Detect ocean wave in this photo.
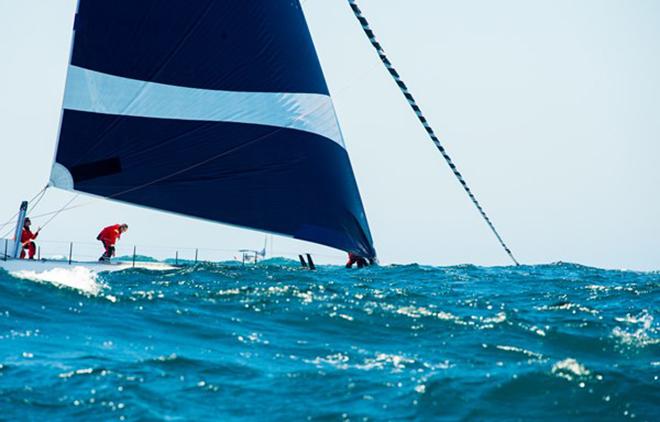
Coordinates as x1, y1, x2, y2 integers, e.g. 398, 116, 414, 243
0, 262, 658, 420
10, 266, 105, 296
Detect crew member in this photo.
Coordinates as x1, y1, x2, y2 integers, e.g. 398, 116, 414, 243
20, 218, 40, 260
97, 223, 128, 262
346, 252, 369, 269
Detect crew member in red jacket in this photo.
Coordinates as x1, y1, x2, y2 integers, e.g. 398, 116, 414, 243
346, 252, 369, 269
97, 223, 128, 262
20, 218, 40, 259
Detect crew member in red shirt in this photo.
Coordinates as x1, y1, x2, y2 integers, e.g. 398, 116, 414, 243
97, 223, 128, 262
346, 252, 369, 269
20, 218, 40, 260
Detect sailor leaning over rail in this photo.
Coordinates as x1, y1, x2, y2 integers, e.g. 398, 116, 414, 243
97, 223, 128, 262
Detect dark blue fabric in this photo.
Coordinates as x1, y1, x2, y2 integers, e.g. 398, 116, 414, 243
59, 0, 376, 258
72, 0, 329, 94
56, 110, 376, 258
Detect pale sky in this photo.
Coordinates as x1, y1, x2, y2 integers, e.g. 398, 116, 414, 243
0, 0, 658, 269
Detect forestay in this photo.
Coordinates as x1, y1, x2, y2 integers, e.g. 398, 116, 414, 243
50, 0, 376, 259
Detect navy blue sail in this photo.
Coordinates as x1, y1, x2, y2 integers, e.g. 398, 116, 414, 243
50, 0, 376, 259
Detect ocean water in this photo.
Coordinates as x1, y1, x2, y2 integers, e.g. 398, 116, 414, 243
0, 261, 658, 421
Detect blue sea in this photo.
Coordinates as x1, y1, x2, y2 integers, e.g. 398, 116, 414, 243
0, 261, 658, 420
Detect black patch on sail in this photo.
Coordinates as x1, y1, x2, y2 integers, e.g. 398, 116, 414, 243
70, 157, 122, 182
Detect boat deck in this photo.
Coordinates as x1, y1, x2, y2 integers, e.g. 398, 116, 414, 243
0, 258, 177, 274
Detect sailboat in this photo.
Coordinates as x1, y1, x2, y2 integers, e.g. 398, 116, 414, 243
0, 1, 377, 274
2, 1, 519, 276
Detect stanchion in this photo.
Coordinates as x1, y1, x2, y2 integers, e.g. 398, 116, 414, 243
306, 253, 316, 270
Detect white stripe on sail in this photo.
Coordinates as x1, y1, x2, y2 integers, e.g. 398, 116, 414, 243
62, 65, 345, 147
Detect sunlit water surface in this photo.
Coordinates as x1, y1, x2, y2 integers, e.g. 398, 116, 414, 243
0, 261, 658, 420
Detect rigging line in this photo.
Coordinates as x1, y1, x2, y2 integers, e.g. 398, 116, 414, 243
347, 0, 520, 266
0, 185, 50, 235
0, 226, 17, 241
37, 194, 80, 231
0, 213, 19, 236
26, 185, 49, 218
27, 201, 89, 221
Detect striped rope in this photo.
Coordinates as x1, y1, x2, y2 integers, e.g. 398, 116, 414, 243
347, 0, 519, 265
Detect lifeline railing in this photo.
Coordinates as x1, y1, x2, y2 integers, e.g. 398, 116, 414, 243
1, 238, 342, 267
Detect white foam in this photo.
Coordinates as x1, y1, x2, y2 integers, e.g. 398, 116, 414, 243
612, 310, 658, 347
496, 345, 544, 359
353, 353, 418, 372
396, 305, 465, 325
537, 302, 598, 315
305, 353, 350, 370
12, 266, 105, 296
59, 367, 94, 379
552, 358, 590, 381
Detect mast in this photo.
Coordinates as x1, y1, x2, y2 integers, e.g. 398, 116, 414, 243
12, 201, 28, 259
